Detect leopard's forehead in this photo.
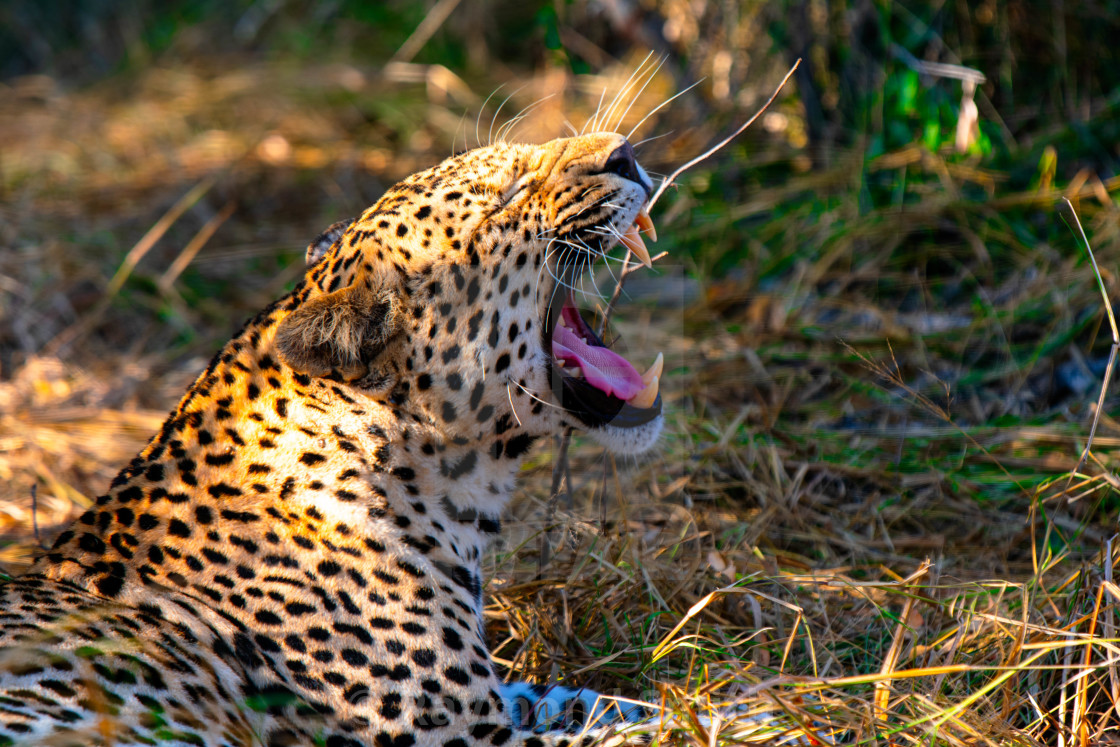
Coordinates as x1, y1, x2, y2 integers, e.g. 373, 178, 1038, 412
303, 133, 632, 285
407, 133, 624, 189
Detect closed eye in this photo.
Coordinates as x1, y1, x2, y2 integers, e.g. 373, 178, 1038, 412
500, 173, 536, 207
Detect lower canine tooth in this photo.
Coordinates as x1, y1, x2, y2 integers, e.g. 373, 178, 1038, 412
628, 375, 659, 409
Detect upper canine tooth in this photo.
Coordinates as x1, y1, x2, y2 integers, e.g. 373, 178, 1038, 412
635, 209, 657, 242
641, 352, 664, 386
620, 225, 653, 268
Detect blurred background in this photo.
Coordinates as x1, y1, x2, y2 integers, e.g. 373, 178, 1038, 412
3, 1, 1120, 742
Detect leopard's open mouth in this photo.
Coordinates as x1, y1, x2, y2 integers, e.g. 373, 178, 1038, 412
544, 208, 662, 429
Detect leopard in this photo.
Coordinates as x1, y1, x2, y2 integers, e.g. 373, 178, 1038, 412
0, 132, 666, 747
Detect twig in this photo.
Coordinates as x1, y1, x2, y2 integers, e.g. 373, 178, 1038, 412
646, 59, 801, 212
388, 0, 462, 65
1060, 197, 1118, 488
539, 430, 574, 574
889, 43, 985, 85
842, 339, 1034, 501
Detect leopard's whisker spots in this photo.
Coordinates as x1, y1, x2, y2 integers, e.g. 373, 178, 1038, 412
564, 188, 612, 215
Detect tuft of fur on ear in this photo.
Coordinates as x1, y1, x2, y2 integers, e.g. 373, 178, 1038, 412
274, 283, 399, 378
305, 218, 355, 266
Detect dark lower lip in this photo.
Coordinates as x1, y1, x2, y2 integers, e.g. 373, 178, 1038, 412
551, 369, 662, 427
543, 287, 662, 428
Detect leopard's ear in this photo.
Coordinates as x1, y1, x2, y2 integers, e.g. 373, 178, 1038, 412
306, 218, 355, 266
274, 280, 400, 378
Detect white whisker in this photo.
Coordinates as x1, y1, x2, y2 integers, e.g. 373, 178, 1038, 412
626, 79, 703, 140
477, 84, 506, 149
613, 55, 666, 133
599, 52, 655, 134
538, 242, 584, 301
489, 85, 526, 146
584, 82, 609, 134
632, 131, 673, 150
580, 236, 621, 289
586, 228, 642, 273
498, 93, 557, 143
452, 108, 470, 157
506, 383, 523, 427
513, 380, 564, 412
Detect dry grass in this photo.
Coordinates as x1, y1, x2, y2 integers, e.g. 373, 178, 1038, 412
2, 51, 1120, 746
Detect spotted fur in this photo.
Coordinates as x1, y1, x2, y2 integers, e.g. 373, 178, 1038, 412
0, 133, 662, 746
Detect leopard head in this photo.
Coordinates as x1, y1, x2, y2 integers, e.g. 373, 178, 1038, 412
274, 132, 663, 455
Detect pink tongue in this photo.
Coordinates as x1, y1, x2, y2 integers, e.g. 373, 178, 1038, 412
552, 323, 643, 400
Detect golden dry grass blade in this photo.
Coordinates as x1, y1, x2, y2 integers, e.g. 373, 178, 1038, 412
157, 198, 237, 292
1060, 196, 1119, 486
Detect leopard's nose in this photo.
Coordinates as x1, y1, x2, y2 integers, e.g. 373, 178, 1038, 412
601, 142, 652, 197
